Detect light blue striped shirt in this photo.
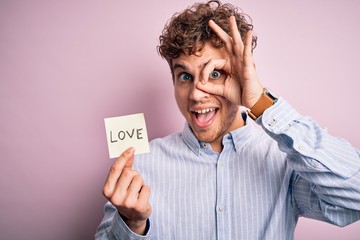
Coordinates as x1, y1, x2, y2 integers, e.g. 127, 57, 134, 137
96, 98, 360, 239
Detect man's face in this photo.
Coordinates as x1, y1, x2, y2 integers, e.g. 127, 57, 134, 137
172, 43, 244, 150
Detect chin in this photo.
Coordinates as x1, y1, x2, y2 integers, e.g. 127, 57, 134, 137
192, 127, 221, 143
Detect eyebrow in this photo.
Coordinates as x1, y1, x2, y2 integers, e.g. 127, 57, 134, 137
172, 61, 208, 71
172, 63, 187, 71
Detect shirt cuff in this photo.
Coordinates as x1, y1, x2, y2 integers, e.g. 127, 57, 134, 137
111, 211, 151, 240
256, 97, 301, 134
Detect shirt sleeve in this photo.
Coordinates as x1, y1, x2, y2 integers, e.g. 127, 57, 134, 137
258, 97, 360, 226
95, 201, 151, 240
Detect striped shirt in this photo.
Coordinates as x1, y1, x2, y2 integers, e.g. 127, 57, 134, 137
95, 98, 360, 240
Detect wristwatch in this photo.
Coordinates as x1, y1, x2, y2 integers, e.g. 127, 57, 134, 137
248, 88, 278, 120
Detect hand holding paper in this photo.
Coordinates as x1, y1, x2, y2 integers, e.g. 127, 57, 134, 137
102, 147, 151, 235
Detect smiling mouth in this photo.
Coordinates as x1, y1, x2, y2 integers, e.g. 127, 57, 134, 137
191, 107, 218, 126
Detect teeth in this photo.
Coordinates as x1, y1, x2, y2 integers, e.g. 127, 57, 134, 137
194, 108, 215, 114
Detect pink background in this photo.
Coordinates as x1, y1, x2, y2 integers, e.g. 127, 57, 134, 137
1, 0, 359, 239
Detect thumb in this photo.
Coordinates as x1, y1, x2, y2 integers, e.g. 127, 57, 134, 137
123, 147, 135, 169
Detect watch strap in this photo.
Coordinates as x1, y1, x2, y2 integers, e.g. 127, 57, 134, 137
248, 89, 277, 120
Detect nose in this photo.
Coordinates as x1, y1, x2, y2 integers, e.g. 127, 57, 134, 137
189, 80, 210, 101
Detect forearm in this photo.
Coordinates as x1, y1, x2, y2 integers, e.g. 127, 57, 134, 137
258, 98, 360, 215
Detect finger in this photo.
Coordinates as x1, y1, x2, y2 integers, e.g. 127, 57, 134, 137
127, 174, 144, 199
122, 185, 151, 220
196, 80, 224, 97
102, 147, 135, 198
137, 185, 151, 214
208, 19, 233, 53
124, 148, 135, 169
110, 169, 139, 205
243, 30, 254, 62
229, 16, 244, 55
200, 58, 227, 84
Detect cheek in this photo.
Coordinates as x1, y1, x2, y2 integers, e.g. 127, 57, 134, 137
174, 87, 188, 112
219, 98, 238, 117
226, 102, 239, 114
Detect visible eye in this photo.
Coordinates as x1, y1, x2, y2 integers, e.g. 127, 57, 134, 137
179, 72, 192, 82
209, 70, 221, 80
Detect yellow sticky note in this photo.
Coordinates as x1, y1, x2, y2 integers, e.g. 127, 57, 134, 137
104, 113, 150, 158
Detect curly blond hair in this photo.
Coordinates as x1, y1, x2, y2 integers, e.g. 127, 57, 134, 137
157, 0, 257, 67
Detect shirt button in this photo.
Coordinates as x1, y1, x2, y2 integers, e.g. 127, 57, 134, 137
219, 162, 224, 168
219, 205, 225, 213
298, 144, 305, 151
268, 118, 276, 127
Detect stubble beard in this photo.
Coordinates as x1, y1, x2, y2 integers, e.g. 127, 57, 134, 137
192, 108, 238, 144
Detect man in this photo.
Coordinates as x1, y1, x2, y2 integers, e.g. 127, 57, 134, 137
95, 1, 360, 239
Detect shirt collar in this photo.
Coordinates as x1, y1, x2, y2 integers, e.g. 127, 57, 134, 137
227, 121, 254, 152
182, 122, 201, 155
182, 112, 255, 155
